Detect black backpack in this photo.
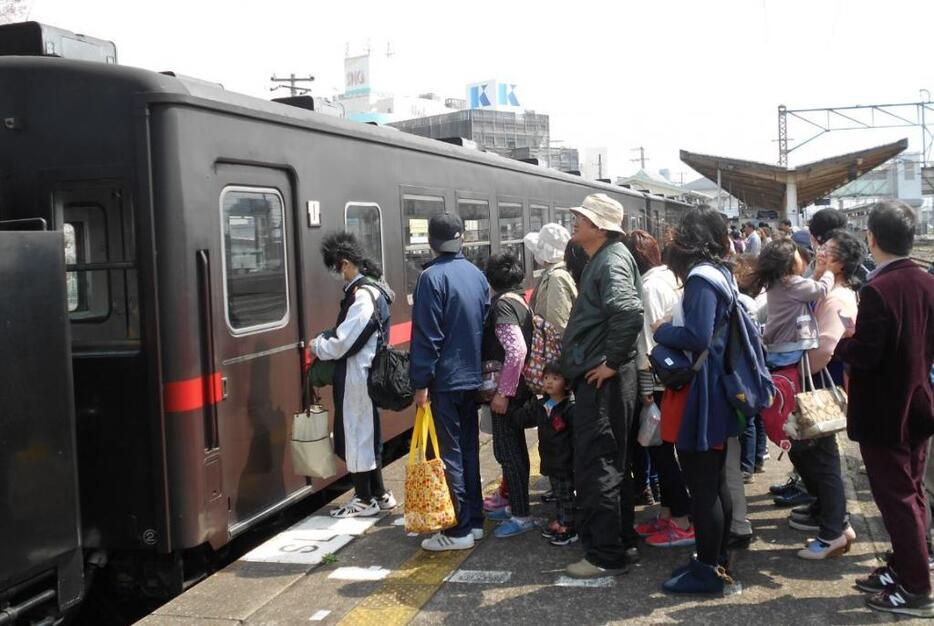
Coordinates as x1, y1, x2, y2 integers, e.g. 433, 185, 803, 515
360, 285, 414, 411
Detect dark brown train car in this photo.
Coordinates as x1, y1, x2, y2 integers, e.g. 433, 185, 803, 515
0, 43, 690, 597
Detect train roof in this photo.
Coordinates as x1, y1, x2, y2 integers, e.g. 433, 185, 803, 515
0, 55, 689, 207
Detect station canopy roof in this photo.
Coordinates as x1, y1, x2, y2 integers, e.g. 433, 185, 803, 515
680, 138, 908, 212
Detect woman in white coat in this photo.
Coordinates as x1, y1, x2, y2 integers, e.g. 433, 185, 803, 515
313, 232, 397, 518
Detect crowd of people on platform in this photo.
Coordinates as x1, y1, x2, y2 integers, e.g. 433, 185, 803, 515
309, 195, 934, 618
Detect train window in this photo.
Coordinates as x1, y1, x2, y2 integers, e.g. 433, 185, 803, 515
63, 203, 110, 320
221, 188, 289, 334
555, 207, 573, 233
345, 203, 383, 269
402, 193, 444, 299
530, 203, 549, 233
498, 201, 525, 272
456, 198, 491, 270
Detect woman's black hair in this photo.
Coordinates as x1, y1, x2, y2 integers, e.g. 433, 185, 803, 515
320, 231, 382, 279
665, 206, 732, 282
825, 228, 866, 287
485, 252, 524, 292
564, 241, 589, 285
808, 208, 847, 245
749, 238, 799, 293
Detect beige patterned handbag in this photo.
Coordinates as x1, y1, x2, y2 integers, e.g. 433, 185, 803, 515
790, 353, 848, 440
404, 404, 458, 534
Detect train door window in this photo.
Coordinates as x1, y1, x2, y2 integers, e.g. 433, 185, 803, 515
456, 198, 491, 270
530, 203, 549, 233
345, 202, 383, 269
498, 200, 525, 272
62, 204, 110, 320
220, 187, 289, 334
555, 207, 573, 233
402, 193, 444, 299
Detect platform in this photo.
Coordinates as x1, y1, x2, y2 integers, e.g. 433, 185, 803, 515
138, 428, 902, 626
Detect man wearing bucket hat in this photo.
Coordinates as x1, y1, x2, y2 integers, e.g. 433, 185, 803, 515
410, 212, 491, 552
524, 223, 577, 331
560, 193, 645, 578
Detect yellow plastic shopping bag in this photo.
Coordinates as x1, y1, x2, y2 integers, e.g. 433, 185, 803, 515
404, 403, 457, 534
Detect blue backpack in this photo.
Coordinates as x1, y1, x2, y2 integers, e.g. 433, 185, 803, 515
689, 265, 775, 417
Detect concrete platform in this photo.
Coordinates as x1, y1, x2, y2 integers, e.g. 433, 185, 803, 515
138, 428, 911, 625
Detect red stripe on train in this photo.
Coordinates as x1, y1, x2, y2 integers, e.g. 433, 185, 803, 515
164, 372, 223, 413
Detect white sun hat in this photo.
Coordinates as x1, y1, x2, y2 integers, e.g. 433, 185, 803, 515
523, 223, 571, 265
569, 193, 624, 233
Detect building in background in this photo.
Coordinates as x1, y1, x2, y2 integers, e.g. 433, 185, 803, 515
616, 169, 716, 210
338, 47, 460, 123
581, 147, 609, 180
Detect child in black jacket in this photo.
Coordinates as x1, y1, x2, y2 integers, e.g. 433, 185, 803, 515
514, 362, 576, 545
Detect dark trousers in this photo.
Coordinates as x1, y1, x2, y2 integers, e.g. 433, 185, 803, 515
861, 439, 931, 594
739, 414, 768, 473
632, 440, 657, 490
550, 475, 575, 527
431, 389, 484, 538
679, 448, 732, 566
351, 455, 386, 501
648, 442, 692, 518
788, 436, 847, 541
573, 361, 638, 569
491, 408, 531, 517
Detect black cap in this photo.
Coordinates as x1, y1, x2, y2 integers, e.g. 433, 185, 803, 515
428, 213, 464, 254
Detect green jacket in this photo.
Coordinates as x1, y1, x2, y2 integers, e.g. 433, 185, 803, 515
561, 240, 644, 380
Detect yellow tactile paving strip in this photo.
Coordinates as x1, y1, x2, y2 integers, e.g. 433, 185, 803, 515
338, 441, 542, 625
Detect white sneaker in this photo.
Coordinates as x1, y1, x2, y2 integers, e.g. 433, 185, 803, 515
421, 532, 475, 552
330, 497, 379, 518
377, 491, 397, 511
471, 528, 485, 541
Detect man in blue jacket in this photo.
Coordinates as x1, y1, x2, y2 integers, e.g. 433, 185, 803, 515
410, 213, 490, 551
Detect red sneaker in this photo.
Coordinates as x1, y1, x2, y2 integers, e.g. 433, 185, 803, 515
634, 516, 670, 538
646, 524, 696, 548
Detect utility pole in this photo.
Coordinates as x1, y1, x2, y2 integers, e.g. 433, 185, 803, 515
630, 146, 648, 170
269, 74, 315, 97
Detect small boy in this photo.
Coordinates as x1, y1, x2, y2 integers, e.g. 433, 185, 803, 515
514, 362, 576, 545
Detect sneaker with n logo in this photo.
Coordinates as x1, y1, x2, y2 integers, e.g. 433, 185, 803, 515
855, 566, 898, 593
865, 583, 934, 618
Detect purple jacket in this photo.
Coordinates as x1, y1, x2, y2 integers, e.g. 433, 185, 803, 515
835, 259, 934, 445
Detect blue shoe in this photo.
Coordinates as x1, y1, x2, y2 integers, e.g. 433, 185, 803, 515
773, 489, 816, 508
663, 557, 735, 595
493, 517, 536, 538
486, 507, 511, 522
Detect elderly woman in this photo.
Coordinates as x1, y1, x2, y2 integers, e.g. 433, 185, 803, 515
482, 253, 535, 538
625, 230, 694, 549
524, 223, 577, 331
791, 228, 862, 559
313, 232, 396, 518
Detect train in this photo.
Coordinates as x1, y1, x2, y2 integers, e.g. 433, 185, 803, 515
0, 21, 691, 624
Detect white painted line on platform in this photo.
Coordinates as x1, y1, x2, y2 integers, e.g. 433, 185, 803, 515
392, 516, 406, 526
327, 566, 392, 581
309, 609, 332, 621
554, 575, 616, 588
446, 569, 513, 584
290, 515, 381, 536
240, 530, 353, 565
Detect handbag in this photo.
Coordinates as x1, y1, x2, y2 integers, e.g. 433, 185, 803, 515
308, 356, 335, 388
290, 386, 338, 479
787, 353, 848, 440
477, 360, 502, 404
404, 403, 458, 534
649, 344, 708, 390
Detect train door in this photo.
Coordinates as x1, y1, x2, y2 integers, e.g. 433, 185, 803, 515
210, 165, 305, 534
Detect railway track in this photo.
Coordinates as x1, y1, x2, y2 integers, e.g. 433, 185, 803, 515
913, 239, 934, 266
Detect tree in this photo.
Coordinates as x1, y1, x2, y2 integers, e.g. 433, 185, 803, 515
0, 0, 28, 25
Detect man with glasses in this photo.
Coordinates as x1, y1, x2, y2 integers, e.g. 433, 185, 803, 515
561, 193, 644, 578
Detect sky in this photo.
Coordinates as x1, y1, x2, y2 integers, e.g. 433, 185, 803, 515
21, 0, 934, 182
